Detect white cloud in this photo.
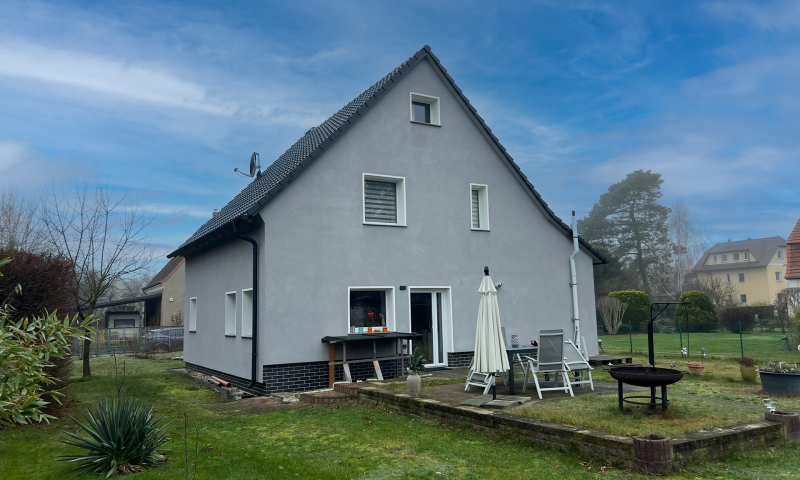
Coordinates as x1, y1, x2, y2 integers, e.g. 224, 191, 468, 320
0, 140, 95, 188
703, 1, 800, 32
0, 42, 233, 115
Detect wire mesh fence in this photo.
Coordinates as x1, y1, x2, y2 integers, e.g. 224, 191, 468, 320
599, 316, 800, 363
72, 326, 184, 356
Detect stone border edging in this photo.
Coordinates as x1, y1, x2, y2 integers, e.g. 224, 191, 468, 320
357, 386, 788, 469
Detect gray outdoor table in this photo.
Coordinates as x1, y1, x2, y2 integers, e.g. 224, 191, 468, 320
506, 346, 538, 395
321, 332, 422, 386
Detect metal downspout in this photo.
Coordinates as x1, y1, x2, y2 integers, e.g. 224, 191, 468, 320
234, 220, 259, 388
569, 211, 581, 351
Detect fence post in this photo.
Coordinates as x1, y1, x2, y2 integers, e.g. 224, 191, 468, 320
739, 319, 744, 358
629, 319, 633, 354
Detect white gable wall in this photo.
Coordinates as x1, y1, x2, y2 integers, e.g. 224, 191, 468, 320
251, 57, 598, 367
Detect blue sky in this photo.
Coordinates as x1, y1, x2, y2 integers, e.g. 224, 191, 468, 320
1, 0, 798, 269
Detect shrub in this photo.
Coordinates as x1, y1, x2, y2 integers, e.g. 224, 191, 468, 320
608, 290, 650, 331
1, 257, 93, 427
60, 398, 170, 477
720, 308, 756, 333
0, 250, 75, 322
677, 291, 718, 333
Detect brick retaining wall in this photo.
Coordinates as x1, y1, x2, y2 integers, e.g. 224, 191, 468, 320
357, 386, 789, 468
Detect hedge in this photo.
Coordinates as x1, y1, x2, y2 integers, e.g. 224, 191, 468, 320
608, 290, 650, 332
720, 307, 756, 333
677, 291, 718, 333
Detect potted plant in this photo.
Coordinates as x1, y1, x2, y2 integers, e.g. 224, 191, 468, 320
737, 356, 758, 382
759, 361, 800, 395
407, 347, 426, 396
687, 361, 705, 375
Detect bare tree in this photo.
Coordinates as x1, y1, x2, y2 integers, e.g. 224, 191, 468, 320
667, 199, 712, 295
695, 276, 739, 310
776, 288, 800, 336
38, 182, 155, 377
0, 187, 44, 252
595, 296, 628, 334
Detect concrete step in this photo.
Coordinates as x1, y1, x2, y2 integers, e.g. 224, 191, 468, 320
334, 382, 374, 397
299, 390, 350, 405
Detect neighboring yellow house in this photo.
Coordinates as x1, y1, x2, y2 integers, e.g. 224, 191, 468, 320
692, 236, 789, 305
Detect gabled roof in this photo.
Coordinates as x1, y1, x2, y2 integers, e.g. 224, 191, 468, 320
143, 256, 184, 291
168, 46, 604, 264
692, 236, 787, 272
787, 219, 800, 279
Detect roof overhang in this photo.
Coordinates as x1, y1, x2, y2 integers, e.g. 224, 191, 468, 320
81, 293, 162, 310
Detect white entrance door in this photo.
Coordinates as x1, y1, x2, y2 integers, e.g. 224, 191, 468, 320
410, 290, 449, 367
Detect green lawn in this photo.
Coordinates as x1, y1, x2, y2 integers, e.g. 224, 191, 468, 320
599, 332, 800, 361
1, 355, 799, 479
511, 394, 760, 436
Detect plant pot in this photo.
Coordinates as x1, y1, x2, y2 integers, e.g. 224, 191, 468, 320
740, 365, 758, 382
407, 374, 421, 397
687, 363, 705, 376
759, 371, 800, 395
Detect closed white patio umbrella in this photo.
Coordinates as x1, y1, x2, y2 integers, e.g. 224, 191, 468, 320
473, 266, 510, 398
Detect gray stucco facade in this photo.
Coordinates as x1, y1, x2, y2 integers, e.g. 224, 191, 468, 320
181, 53, 601, 394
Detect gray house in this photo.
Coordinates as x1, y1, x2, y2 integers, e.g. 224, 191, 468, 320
169, 46, 604, 395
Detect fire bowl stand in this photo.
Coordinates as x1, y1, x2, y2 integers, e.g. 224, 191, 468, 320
618, 382, 669, 412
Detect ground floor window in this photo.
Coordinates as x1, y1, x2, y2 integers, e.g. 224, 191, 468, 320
349, 288, 393, 333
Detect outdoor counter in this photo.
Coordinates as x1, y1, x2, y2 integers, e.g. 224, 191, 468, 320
321, 332, 422, 386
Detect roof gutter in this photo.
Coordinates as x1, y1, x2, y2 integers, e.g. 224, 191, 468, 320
233, 220, 259, 389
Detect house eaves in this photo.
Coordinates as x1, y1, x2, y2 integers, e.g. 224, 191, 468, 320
168, 45, 605, 264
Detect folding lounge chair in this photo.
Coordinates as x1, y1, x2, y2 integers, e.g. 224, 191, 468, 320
563, 339, 594, 391
464, 358, 495, 394
522, 329, 573, 399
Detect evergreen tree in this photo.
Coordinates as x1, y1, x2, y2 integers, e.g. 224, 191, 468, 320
579, 170, 672, 297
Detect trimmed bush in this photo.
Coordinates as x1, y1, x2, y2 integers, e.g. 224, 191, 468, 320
720, 308, 756, 333
60, 398, 170, 477
677, 291, 718, 333
608, 290, 650, 332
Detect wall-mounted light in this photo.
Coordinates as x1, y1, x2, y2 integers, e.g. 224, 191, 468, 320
495, 282, 503, 289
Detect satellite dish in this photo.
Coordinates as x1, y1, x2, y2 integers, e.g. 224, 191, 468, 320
235, 152, 261, 178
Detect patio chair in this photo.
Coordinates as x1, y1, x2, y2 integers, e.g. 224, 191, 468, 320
464, 360, 495, 395
563, 339, 594, 391
521, 329, 573, 399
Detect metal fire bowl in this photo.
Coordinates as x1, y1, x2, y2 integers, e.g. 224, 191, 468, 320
609, 366, 686, 388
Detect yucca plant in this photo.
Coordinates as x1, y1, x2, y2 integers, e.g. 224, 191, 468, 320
59, 398, 170, 477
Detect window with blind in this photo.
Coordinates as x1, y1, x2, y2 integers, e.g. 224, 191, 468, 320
470, 184, 489, 230
363, 174, 406, 226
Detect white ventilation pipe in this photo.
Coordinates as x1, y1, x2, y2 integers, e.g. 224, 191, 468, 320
569, 211, 581, 351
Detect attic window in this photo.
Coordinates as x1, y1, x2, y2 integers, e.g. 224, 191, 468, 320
778, 251, 784, 259
733, 253, 740, 261
410, 93, 440, 126
744, 252, 749, 260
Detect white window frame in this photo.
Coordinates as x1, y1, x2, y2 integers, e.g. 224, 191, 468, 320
409, 92, 441, 126
406, 287, 454, 367
726, 274, 731, 284
189, 297, 197, 332
744, 252, 749, 260
721, 254, 728, 263
713, 255, 718, 264
778, 251, 784, 259
241, 288, 253, 338
733, 253, 740, 261
347, 286, 395, 334
738, 273, 745, 283
740, 294, 747, 304
362, 173, 406, 227
225, 291, 237, 336
776, 271, 782, 282
469, 184, 490, 231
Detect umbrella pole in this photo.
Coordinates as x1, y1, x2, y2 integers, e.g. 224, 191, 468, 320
492, 380, 497, 400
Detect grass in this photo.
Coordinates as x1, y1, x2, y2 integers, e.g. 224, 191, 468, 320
599, 331, 800, 361
511, 394, 760, 436
0, 354, 799, 479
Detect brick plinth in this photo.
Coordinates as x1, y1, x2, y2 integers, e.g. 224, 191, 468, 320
300, 391, 349, 405
766, 411, 800, 440
633, 434, 672, 474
